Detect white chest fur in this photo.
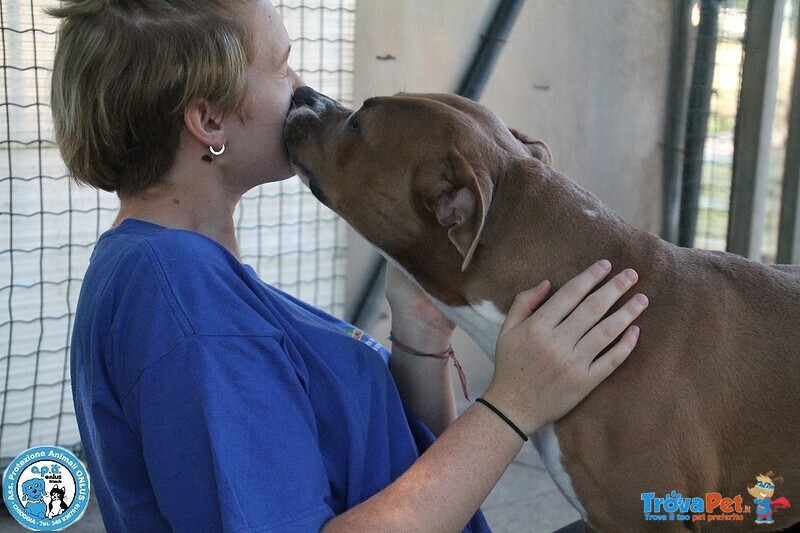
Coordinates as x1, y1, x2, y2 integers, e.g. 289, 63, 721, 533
429, 297, 505, 360
531, 425, 588, 519
380, 255, 507, 358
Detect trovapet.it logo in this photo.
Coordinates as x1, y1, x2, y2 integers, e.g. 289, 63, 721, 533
641, 490, 750, 524
642, 472, 792, 525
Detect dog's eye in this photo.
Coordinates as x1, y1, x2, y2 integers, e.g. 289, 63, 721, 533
347, 113, 360, 132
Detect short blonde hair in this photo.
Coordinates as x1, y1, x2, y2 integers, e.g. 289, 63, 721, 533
48, 0, 256, 197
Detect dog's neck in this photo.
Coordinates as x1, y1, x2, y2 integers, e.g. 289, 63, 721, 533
400, 158, 668, 315
479, 159, 666, 308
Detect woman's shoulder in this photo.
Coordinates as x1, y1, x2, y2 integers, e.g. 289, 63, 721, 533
96, 218, 231, 265
88, 219, 279, 336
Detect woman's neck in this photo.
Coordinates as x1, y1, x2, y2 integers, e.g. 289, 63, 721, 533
114, 173, 243, 259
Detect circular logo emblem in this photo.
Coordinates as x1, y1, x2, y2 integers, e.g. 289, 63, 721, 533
3, 446, 90, 531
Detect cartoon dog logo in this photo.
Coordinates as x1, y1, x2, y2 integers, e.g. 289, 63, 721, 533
20, 478, 48, 519
747, 472, 791, 524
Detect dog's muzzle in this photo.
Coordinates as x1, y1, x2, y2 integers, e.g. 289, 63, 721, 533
292, 86, 333, 110
288, 86, 347, 121
284, 86, 349, 205
284, 86, 343, 150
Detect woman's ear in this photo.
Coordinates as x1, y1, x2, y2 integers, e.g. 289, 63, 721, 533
184, 98, 225, 151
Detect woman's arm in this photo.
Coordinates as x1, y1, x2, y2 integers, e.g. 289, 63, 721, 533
385, 264, 458, 436
324, 260, 648, 532
325, 400, 524, 532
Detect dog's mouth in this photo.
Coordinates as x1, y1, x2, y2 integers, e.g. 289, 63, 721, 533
291, 161, 328, 205
285, 86, 347, 206
286, 100, 321, 127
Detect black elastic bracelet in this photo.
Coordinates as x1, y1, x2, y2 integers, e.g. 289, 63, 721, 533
475, 397, 529, 442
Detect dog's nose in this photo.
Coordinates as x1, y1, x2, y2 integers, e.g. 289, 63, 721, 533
292, 86, 321, 108
291, 86, 347, 113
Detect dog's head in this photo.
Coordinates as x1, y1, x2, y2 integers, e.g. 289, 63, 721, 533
284, 88, 551, 273
22, 478, 45, 502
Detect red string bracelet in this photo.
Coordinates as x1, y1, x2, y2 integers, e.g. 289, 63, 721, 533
388, 332, 470, 401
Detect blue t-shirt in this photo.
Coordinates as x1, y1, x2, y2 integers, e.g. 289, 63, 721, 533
71, 219, 489, 532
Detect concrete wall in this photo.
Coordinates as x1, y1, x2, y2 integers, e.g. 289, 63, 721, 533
346, 0, 673, 318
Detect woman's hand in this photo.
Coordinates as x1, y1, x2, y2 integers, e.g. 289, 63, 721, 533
484, 259, 648, 436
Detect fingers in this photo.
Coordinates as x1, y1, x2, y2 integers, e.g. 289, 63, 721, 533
586, 324, 641, 383
557, 268, 641, 341
490, 261, 648, 432
575, 292, 648, 358
536, 260, 613, 328
499, 280, 551, 336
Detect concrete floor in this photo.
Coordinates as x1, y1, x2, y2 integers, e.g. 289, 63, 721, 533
483, 443, 581, 532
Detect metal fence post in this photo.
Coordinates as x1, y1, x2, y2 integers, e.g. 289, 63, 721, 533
678, 0, 720, 248
776, 8, 800, 264
662, 0, 698, 244
726, 0, 785, 259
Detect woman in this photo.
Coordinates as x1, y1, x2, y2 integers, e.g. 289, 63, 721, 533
49, 1, 648, 531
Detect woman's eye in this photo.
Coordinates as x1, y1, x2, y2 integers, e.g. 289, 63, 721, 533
347, 113, 360, 132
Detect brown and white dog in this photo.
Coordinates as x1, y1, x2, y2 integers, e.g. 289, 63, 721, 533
284, 87, 800, 531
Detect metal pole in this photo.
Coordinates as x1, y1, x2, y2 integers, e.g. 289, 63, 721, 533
456, 0, 526, 101
776, 5, 800, 264
726, 0, 785, 259
662, 0, 698, 243
678, 0, 720, 248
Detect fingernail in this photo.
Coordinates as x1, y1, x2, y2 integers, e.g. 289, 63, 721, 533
630, 325, 640, 338
635, 294, 648, 307
624, 269, 638, 282
597, 259, 611, 272
533, 280, 549, 292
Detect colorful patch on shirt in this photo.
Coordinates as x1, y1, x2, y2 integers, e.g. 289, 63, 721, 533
343, 326, 388, 358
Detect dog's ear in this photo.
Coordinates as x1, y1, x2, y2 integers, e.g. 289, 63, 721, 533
416, 151, 493, 271
509, 127, 552, 166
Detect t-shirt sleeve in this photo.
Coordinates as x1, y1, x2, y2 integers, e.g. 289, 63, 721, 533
126, 333, 336, 532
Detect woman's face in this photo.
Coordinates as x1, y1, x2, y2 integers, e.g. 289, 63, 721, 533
222, 0, 304, 192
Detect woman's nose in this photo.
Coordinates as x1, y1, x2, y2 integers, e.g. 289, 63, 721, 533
288, 67, 305, 91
